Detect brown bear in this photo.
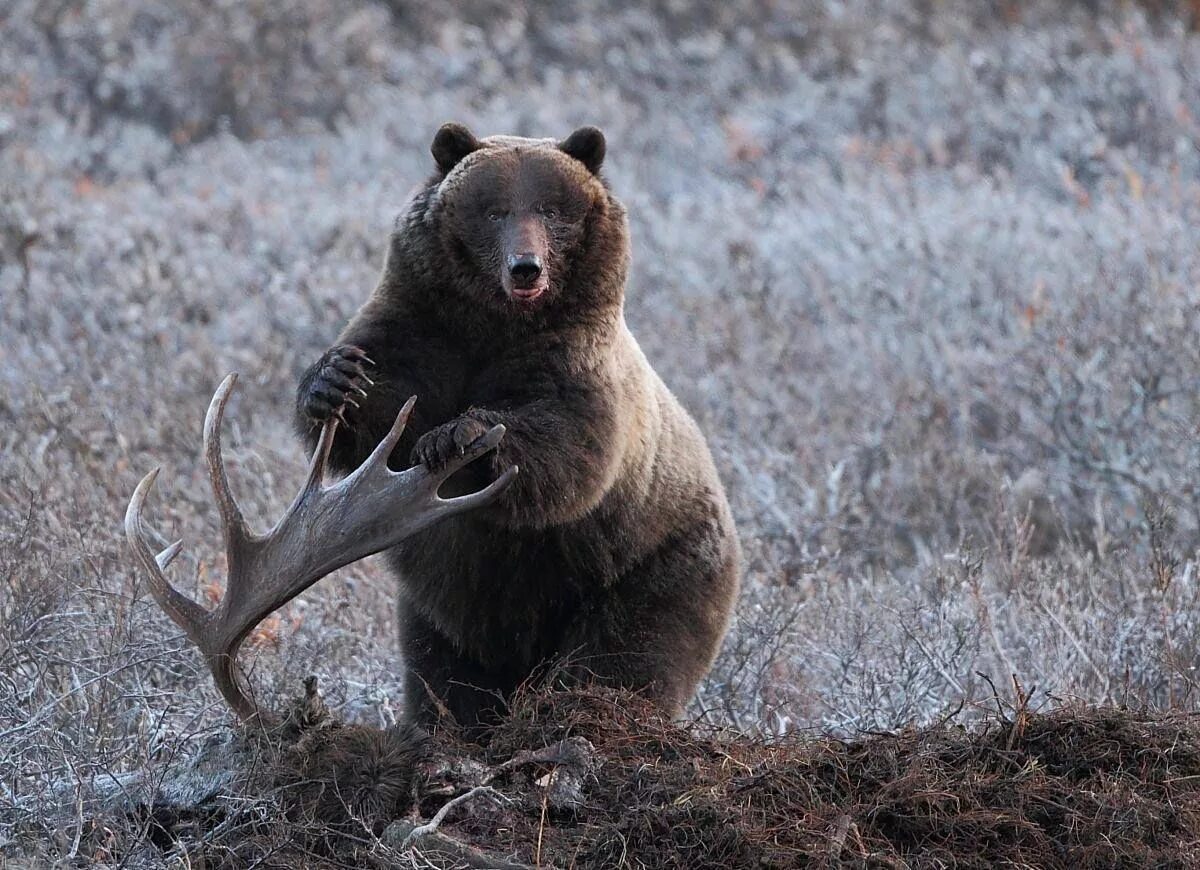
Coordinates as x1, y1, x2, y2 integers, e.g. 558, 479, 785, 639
295, 124, 740, 727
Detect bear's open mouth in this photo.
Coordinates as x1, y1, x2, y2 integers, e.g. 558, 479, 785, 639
509, 281, 547, 302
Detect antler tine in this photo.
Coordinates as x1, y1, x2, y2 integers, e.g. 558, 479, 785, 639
124, 468, 208, 642
204, 374, 251, 551
439, 456, 520, 513
300, 412, 339, 498
361, 395, 418, 475
157, 538, 185, 570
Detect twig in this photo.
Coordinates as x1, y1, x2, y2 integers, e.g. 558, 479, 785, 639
400, 786, 506, 850
886, 605, 967, 696
1036, 600, 1110, 698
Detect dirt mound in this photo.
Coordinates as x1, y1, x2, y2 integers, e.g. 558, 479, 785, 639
20, 686, 1200, 867
425, 688, 1200, 868
206, 686, 1200, 868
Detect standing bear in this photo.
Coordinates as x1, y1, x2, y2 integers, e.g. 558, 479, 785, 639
296, 124, 740, 726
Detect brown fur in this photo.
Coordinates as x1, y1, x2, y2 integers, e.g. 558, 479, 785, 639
295, 125, 740, 727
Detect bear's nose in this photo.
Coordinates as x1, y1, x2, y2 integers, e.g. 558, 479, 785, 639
507, 253, 543, 286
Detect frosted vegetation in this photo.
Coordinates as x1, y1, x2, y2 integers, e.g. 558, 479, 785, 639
2, 0, 1200, 855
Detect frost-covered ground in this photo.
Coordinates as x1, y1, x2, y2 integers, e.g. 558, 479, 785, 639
3, 0, 1200, 859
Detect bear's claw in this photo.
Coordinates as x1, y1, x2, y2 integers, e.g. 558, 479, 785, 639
300, 344, 376, 427
411, 416, 491, 471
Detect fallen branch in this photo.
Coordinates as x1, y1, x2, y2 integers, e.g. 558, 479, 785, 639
399, 786, 507, 850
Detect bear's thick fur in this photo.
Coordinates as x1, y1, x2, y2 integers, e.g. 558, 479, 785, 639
296, 124, 739, 726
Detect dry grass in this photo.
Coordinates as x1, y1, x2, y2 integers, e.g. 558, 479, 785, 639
3, 0, 1200, 865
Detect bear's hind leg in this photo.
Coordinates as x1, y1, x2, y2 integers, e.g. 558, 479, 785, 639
559, 527, 738, 716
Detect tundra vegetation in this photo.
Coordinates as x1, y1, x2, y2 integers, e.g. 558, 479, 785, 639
2, 0, 1200, 866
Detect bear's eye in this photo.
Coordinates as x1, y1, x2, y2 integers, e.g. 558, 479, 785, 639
486, 208, 508, 222
538, 204, 559, 220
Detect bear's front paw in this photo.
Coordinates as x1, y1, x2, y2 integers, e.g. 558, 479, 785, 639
298, 345, 374, 427
411, 416, 491, 471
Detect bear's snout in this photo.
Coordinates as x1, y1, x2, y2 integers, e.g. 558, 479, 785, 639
500, 215, 550, 302
503, 250, 548, 302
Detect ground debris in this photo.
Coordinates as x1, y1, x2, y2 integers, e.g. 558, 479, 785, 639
419, 688, 1199, 868
18, 686, 1200, 868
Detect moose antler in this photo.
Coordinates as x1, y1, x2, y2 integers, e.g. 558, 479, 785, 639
125, 373, 516, 721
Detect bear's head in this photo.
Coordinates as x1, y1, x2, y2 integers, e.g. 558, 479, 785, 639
425, 123, 628, 319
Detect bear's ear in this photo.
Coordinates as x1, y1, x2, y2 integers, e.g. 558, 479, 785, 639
432, 123, 481, 174
558, 126, 606, 174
